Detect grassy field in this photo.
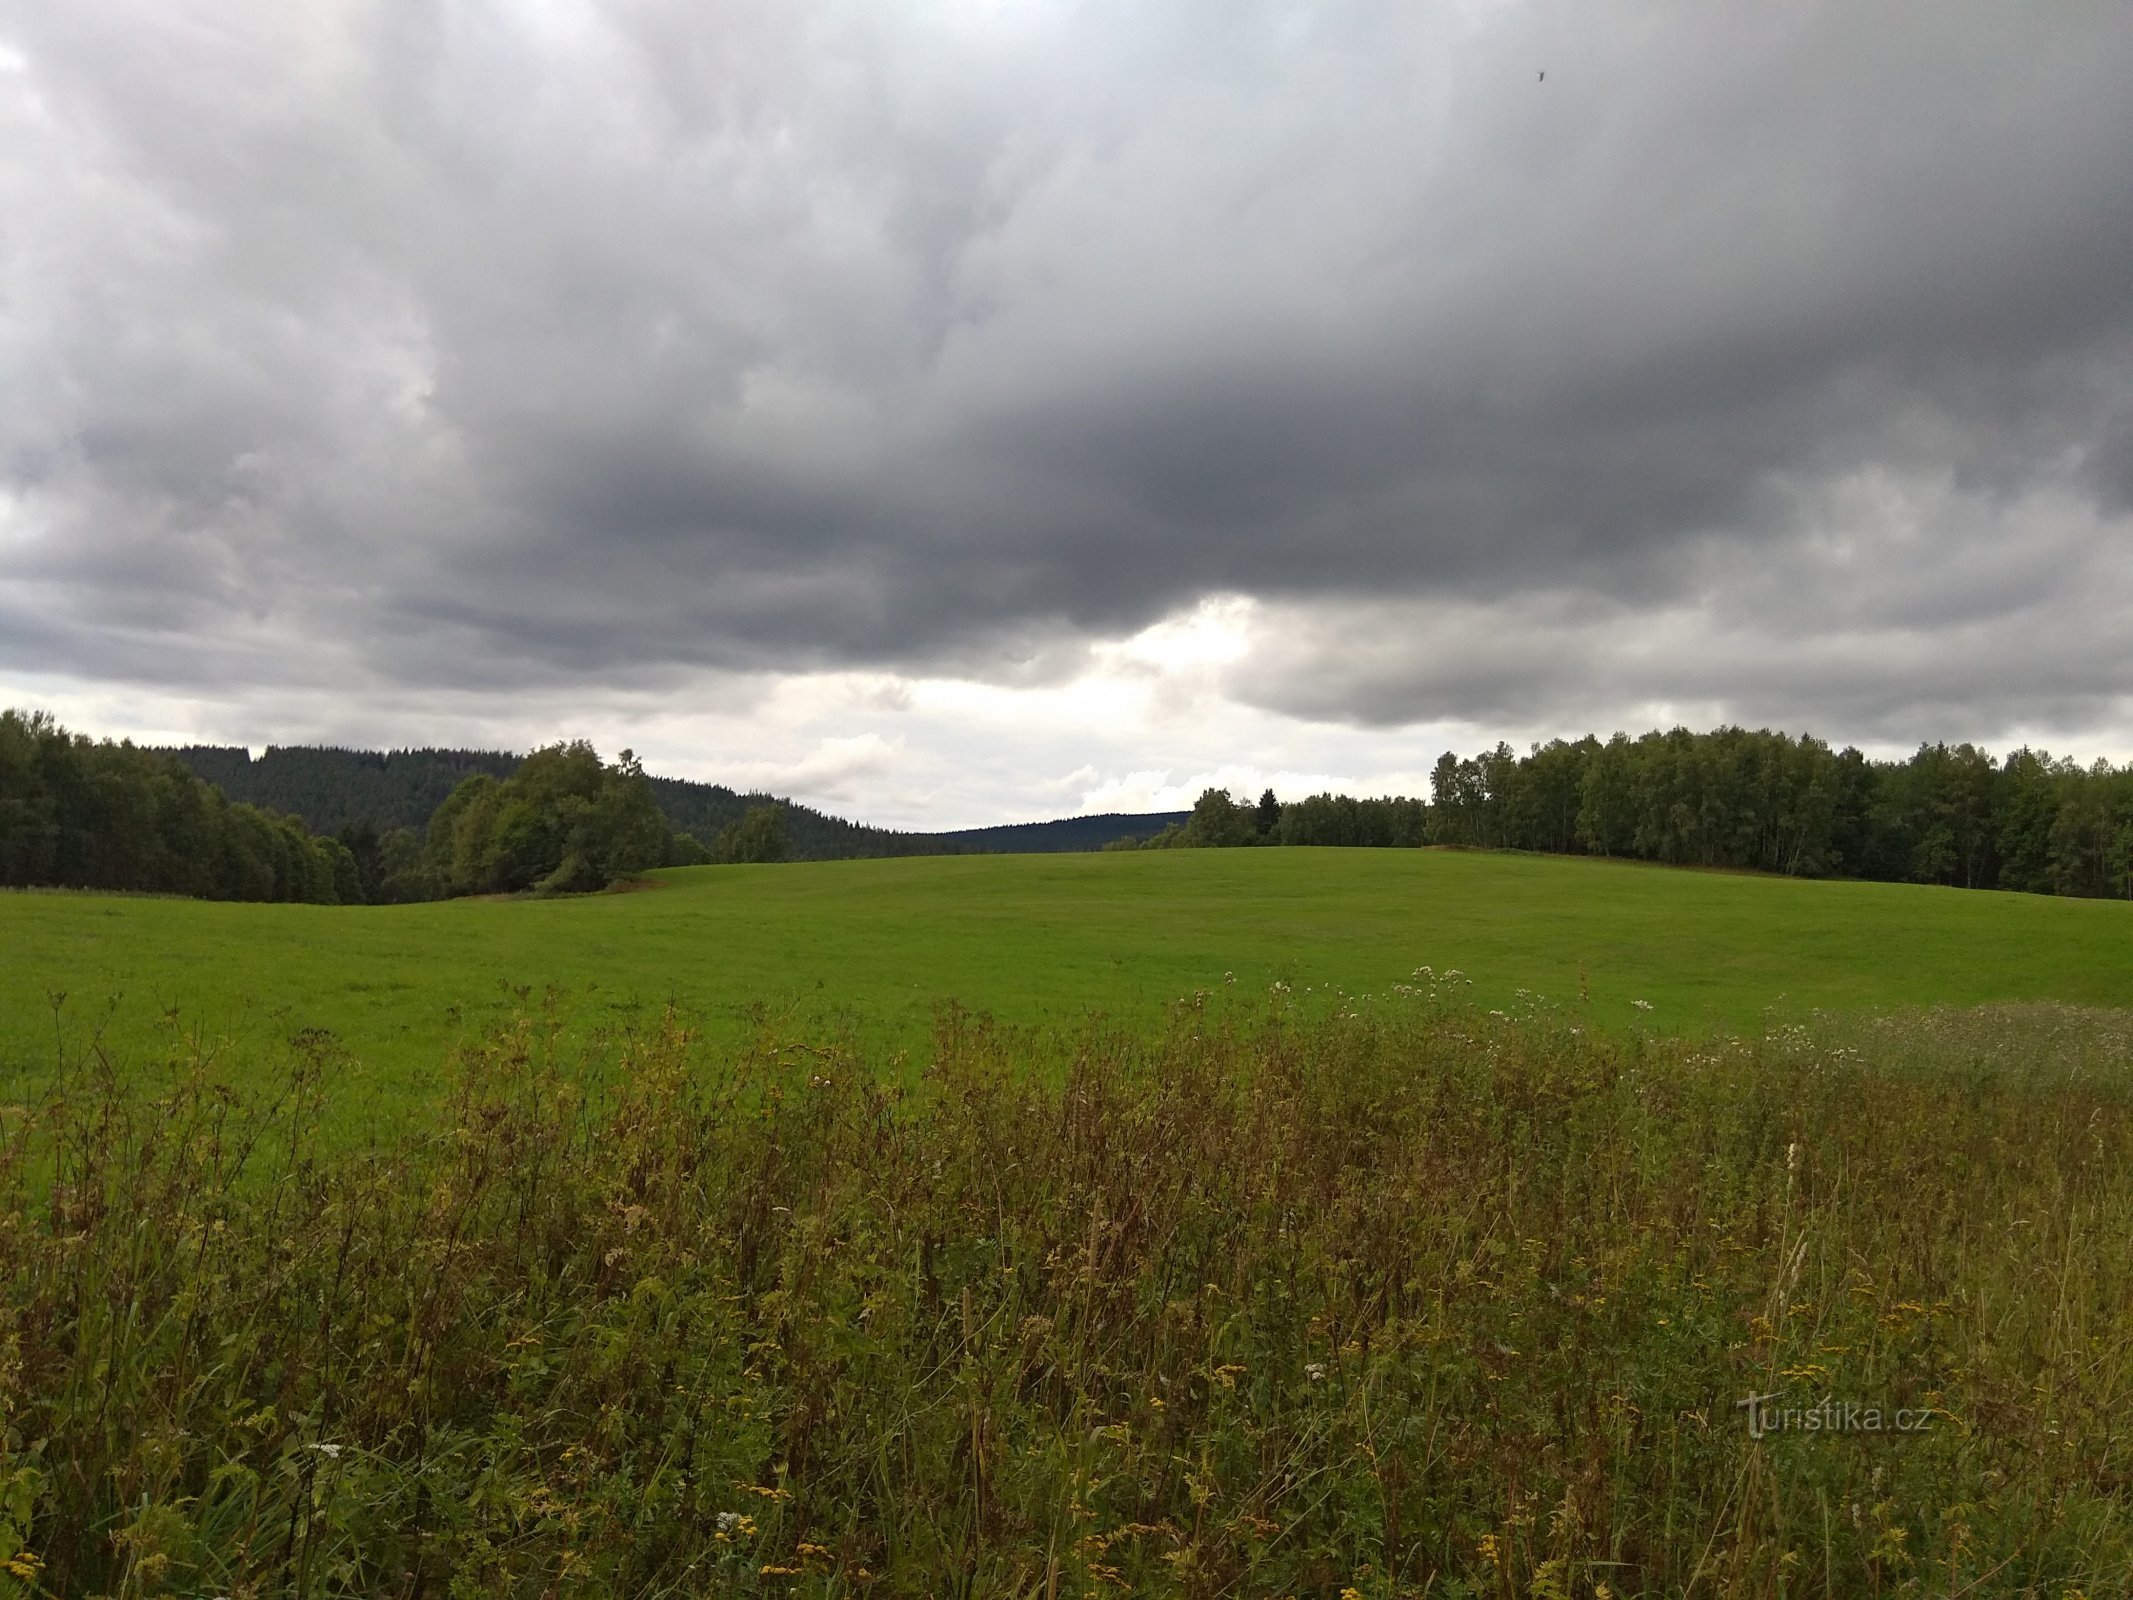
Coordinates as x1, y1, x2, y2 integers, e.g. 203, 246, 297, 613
5, 847, 2132, 1118
7, 850, 2133, 1594
6, 999, 2131, 1596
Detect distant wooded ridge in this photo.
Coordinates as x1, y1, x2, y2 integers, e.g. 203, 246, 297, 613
158, 744, 1187, 861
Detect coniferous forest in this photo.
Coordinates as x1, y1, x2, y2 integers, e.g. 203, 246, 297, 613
7, 708, 2133, 903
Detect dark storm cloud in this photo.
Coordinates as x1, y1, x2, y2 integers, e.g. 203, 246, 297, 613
5, 0, 2133, 740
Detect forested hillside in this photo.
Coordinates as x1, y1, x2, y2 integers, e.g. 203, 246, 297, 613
937, 811, 1187, 853
162, 746, 1209, 859
166, 746, 949, 861
167, 746, 519, 835
163, 745, 1200, 861
642, 775, 948, 860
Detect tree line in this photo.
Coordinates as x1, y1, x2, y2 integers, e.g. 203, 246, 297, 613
328, 754, 795, 903
2, 711, 800, 905
0, 710, 359, 902
16, 709, 2133, 904
1117, 787, 1429, 850
1125, 726, 2133, 899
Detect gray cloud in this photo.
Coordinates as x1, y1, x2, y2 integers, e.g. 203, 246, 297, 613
1228, 468, 2133, 745
4, 0, 2133, 755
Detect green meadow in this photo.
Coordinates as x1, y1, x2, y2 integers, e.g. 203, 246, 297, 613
9, 849, 2133, 1594
4, 846, 2130, 1115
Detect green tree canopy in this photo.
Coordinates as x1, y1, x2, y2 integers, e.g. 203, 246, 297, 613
426, 743, 670, 897
1254, 788, 1282, 836
712, 804, 789, 864
0, 708, 350, 903
1182, 788, 1255, 847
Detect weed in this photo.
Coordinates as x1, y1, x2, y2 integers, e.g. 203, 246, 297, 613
1, 999, 2129, 1595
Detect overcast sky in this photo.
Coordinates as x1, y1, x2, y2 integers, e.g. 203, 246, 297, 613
5, 2, 2132, 828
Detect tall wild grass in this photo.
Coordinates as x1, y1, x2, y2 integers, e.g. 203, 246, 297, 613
1, 990, 2130, 1597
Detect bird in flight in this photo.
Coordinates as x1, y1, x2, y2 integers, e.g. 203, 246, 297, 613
1538, 70, 1546, 82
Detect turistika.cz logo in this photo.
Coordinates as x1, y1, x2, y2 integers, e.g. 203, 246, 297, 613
1735, 1392, 1935, 1440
